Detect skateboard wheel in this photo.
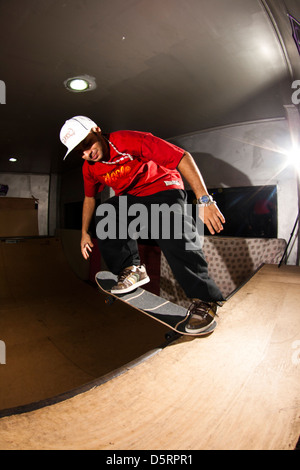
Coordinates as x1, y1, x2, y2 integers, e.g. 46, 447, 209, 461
165, 331, 179, 341
105, 295, 115, 305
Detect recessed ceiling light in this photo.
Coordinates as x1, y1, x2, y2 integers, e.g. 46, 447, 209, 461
67, 78, 89, 91
64, 75, 97, 93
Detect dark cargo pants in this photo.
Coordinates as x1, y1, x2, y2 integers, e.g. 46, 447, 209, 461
95, 189, 224, 302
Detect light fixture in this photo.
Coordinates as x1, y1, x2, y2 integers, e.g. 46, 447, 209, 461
284, 146, 300, 174
64, 75, 97, 93
9, 157, 17, 162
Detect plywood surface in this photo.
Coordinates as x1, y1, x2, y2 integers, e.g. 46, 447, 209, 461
0, 198, 38, 237
0, 262, 299, 450
0, 238, 168, 412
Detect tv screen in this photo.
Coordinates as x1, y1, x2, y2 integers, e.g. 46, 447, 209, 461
187, 185, 277, 238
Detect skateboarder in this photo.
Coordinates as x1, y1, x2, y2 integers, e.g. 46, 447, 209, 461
60, 116, 226, 334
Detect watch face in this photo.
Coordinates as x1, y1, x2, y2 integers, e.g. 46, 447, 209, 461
201, 195, 210, 203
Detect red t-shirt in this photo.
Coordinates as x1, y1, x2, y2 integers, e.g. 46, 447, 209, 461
82, 130, 185, 197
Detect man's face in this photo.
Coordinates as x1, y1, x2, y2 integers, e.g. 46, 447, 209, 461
75, 129, 108, 162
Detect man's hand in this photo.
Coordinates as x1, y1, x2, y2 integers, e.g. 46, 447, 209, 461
81, 233, 94, 259
198, 204, 225, 235
81, 196, 96, 259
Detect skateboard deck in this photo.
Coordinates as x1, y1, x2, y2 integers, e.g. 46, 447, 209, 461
95, 271, 217, 337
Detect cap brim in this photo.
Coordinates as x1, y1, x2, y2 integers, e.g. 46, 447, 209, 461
62, 128, 91, 160
63, 148, 72, 160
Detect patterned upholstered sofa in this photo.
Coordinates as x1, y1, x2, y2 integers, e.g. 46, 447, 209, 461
160, 237, 287, 307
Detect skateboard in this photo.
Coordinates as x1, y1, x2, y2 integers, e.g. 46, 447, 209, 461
95, 271, 217, 338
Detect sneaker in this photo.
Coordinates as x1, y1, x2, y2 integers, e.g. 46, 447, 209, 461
185, 300, 219, 334
111, 265, 150, 294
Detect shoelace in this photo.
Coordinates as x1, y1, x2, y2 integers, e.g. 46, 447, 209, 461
187, 300, 214, 319
117, 267, 136, 283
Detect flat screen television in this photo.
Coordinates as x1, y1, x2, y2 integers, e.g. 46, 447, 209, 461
187, 185, 277, 238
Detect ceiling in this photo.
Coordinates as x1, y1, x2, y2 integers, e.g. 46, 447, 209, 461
1, 0, 300, 174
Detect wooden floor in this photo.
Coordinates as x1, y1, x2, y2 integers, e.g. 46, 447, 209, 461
0, 255, 299, 449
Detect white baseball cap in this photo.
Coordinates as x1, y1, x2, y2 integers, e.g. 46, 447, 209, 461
60, 115, 98, 160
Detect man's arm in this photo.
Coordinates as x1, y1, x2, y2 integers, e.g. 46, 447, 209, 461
177, 151, 225, 234
81, 196, 96, 259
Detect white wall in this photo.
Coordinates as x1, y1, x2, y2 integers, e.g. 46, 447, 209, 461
170, 118, 299, 264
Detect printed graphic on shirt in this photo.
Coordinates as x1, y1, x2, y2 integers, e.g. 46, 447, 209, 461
164, 180, 181, 186
104, 164, 132, 186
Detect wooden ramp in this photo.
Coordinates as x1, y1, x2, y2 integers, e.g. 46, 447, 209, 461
0, 263, 299, 450
0, 237, 169, 412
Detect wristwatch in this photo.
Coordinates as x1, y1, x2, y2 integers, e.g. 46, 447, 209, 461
197, 195, 215, 207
